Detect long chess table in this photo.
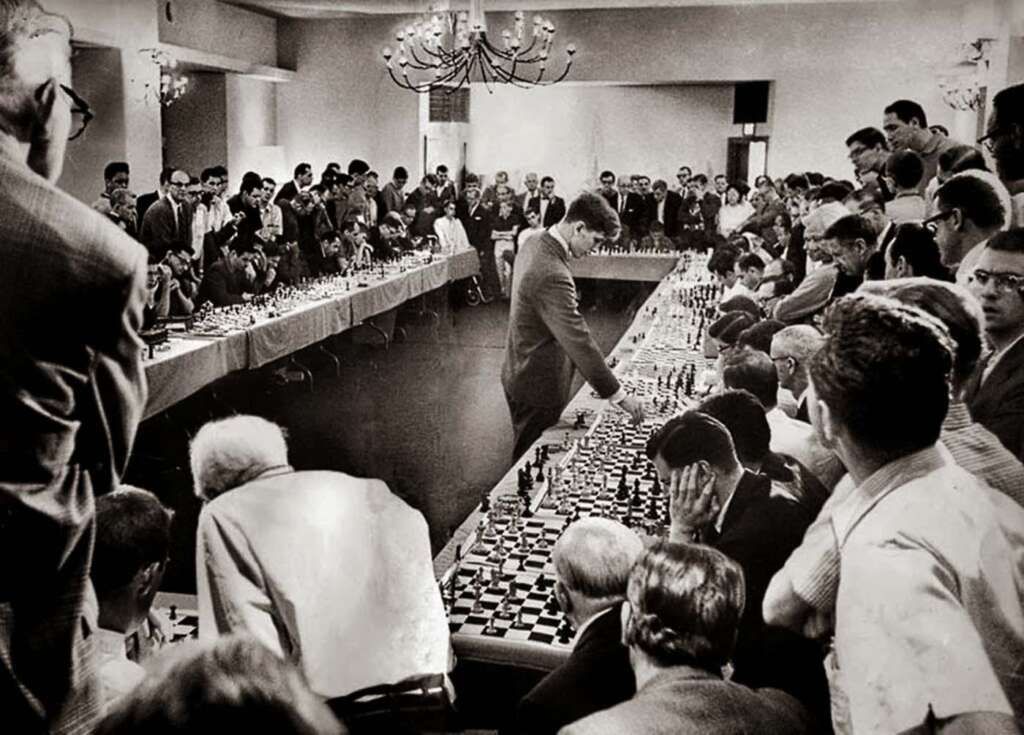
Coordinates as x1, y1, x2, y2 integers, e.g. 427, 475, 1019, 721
142, 249, 481, 419
433, 252, 720, 672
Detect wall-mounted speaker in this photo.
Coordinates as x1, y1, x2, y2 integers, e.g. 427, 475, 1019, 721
733, 81, 770, 124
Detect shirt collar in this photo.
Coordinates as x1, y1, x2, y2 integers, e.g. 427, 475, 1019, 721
96, 628, 130, 660
983, 331, 1024, 385
547, 225, 571, 258
572, 605, 616, 646
942, 400, 972, 432
830, 444, 949, 546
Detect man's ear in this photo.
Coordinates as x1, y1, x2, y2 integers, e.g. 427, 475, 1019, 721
950, 207, 965, 233
554, 580, 572, 616
813, 396, 840, 450
134, 561, 163, 599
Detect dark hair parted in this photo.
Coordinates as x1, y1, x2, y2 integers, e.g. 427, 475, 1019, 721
92, 489, 173, 596
720, 348, 779, 409
810, 293, 954, 459
644, 411, 738, 471
564, 191, 620, 238
623, 542, 745, 672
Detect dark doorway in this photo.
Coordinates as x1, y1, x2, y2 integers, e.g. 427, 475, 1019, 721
726, 136, 770, 186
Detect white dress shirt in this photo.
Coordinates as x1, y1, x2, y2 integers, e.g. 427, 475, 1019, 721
96, 628, 146, 710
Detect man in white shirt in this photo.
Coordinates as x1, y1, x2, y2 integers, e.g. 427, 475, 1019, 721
91, 488, 174, 710
259, 176, 283, 244
190, 415, 451, 698
805, 292, 1024, 733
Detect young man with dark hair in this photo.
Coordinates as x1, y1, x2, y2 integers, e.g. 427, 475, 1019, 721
929, 171, 1010, 283
502, 192, 644, 459
226, 171, 267, 252
777, 293, 1024, 733
736, 252, 765, 294
645, 410, 816, 714
983, 83, 1024, 226
882, 99, 959, 191
844, 127, 889, 186
527, 175, 567, 228
92, 488, 174, 709
93, 161, 131, 214
275, 161, 313, 204
883, 150, 926, 223
650, 178, 682, 241
964, 228, 1024, 461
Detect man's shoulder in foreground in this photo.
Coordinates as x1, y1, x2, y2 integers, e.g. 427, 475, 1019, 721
0, 154, 147, 282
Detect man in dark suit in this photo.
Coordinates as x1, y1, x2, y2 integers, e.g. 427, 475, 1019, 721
0, 8, 148, 732
226, 171, 267, 253
622, 175, 654, 243
525, 176, 567, 229
501, 192, 645, 459
515, 519, 643, 735
964, 230, 1024, 461
596, 170, 618, 213
140, 168, 194, 262
274, 161, 313, 204
650, 179, 682, 241
135, 166, 173, 225
647, 412, 816, 705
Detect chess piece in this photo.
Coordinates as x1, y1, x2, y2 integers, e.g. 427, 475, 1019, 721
511, 609, 527, 629
556, 619, 574, 645
168, 605, 177, 621
472, 590, 484, 614
483, 616, 497, 635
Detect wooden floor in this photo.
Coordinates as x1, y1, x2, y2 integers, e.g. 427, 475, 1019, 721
128, 282, 649, 593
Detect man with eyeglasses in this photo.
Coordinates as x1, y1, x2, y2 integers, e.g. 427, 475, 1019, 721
981, 83, 1024, 228
926, 170, 1010, 286
964, 228, 1024, 461
0, 2, 149, 732
140, 168, 195, 263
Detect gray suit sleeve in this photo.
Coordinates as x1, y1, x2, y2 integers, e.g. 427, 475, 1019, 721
534, 269, 621, 399
772, 267, 836, 324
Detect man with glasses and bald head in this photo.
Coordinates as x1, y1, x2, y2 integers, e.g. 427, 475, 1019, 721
0, 2, 149, 732
140, 168, 195, 262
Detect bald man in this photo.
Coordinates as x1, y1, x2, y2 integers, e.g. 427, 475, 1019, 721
514, 518, 644, 735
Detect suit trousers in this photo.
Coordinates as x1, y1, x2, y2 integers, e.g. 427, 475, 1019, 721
505, 390, 564, 462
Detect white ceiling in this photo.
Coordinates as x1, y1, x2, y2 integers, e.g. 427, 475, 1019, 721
223, 0, 899, 19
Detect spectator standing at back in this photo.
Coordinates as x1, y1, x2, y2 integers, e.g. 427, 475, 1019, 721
882, 99, 958, 193
883, 150, 926, 223
982, 83, 1024, 227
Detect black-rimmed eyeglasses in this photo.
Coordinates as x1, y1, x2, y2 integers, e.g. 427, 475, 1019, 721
922, 209, 957, 233
977, 129, 1003, 153
61, 84, 93, 141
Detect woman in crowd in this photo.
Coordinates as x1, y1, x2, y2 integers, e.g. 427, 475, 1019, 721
718, 183, 755, 238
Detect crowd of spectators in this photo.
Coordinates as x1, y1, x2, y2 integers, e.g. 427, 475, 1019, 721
3, 0, 1024, 731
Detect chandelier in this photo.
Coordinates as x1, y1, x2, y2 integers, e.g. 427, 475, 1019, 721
937, 38, 995, 112
140, 48, 191, 107
381, 0, 576, 94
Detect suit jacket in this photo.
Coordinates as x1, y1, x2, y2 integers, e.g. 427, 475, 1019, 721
404, 187, 441, 238
622, 192, 653, 237
598, 190, 619, 214
197, 260, 246, 306
526, 195, 567, 228
964, 339, 1024, 462
501, 233, 620, 408
274, 180, 299, 205
560, 667, 813, 735
516, 605, 634, 735
699, 192, 722, 232
703, 473, 825, 717
652, 191, 683, 238
0, 141, 148, 734
140, 195, 194, 262
517, 189, 539, 211
135, 189, 159, 225
459, 202, 491, 250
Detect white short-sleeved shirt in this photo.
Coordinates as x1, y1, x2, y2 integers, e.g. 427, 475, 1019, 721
831, 446, 1024, 733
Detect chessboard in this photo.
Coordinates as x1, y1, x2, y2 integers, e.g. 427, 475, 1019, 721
437, 253, 721, 668
153, 604, 200, 644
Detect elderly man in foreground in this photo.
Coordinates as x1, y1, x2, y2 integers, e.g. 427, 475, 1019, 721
189, 415, 450, 699
515, 518, 644, 735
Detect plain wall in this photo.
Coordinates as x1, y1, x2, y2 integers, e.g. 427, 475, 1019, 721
468, 83, 735, 196
277, 17, 420, 181
226, 75, 284, 182
279, 0, 975, 182
162, 73, 229, 177
158, 0, 279, 67
60, 48, 127, 204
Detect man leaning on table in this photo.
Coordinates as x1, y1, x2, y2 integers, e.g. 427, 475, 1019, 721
501, 191, 644, 461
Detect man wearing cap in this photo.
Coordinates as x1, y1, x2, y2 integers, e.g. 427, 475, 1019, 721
772, 202, 849, 324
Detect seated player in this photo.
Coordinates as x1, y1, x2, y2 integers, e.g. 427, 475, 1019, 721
721, 349, 844, 491
317, 229, 350, 275
196, 246, 257, 306
189, 415, 451, 699
91, 488, 174, 709
644, 411, 819, 723
93, 634, 343, 735
515, 518, 644, 735
372, 211, 411, 260
561, 542, 813, 734
736, 253, 766, 294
